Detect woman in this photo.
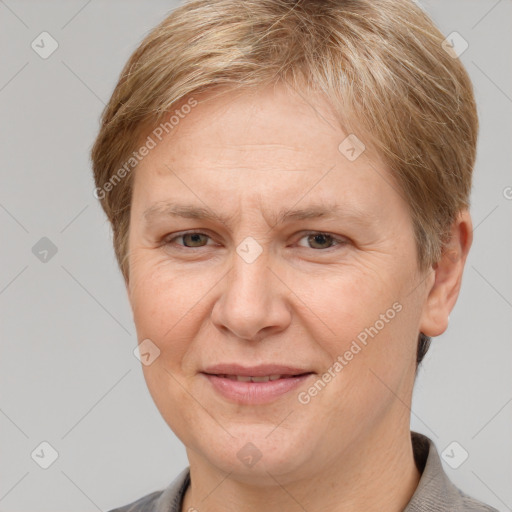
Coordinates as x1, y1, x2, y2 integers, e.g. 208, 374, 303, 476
91, 0, 497, 510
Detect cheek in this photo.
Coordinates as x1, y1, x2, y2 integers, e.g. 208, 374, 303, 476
128, 259, 212, 360
293, 265, 399, 347
130, 256, 187, 318
306, 299, 417, 445
299, 264, 419, 402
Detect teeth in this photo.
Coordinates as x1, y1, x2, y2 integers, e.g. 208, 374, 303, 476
251, 376, 271, 382
220, 374, 290, 382
234, 375, 252, 382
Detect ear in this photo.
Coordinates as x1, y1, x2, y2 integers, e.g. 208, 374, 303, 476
419, 210, 473, 337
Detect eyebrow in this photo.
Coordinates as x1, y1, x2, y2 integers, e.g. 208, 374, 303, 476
142, 201, 370, 228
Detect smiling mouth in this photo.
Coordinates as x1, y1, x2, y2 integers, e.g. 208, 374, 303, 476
207, 373, 313, 382
201, 372, 315, 404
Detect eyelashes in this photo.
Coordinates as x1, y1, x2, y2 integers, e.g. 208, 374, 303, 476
296, 232, 348, 250
162, 230, 348, 252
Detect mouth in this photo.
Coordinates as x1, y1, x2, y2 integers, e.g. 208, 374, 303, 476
205, 373, 312, 382
200, 365, 315, 404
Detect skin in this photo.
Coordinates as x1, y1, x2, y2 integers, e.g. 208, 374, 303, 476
125, 82, 472, 512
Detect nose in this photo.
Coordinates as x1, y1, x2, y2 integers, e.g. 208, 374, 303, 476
210, 249, 292, 342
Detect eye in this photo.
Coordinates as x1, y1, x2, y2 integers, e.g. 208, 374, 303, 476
164, 231, 213, 248
162, 230, 348, 251
297, 231, 347, 250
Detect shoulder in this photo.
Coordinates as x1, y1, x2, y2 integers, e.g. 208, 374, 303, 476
408, 432, 499, 512
106, 467, 191, 512
456, 487, 500, 511
106, 489, 163, 512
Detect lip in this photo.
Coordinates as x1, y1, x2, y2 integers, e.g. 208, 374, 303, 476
200, 364, 315, 405
202, 363, 313, 377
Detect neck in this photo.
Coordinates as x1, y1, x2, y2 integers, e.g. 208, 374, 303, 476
181, 422, 421, 512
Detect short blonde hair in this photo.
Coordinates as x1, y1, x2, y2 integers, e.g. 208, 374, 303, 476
90, 0, 478, 363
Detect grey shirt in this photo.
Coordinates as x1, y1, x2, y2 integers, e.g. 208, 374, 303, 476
108, 432, 498, 512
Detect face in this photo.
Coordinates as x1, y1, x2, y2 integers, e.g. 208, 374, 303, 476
126, 83, 433, 484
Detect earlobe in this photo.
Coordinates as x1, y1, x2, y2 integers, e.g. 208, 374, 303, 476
419, 210, 473, 337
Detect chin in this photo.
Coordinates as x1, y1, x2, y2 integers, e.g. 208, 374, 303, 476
194, 426, 316, 484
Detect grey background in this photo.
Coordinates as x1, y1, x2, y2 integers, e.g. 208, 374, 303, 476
0, 0, 510, 510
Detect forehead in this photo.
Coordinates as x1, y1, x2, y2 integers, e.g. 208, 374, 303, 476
132, 83, 405, 222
